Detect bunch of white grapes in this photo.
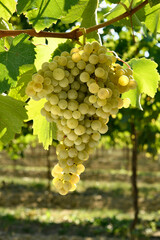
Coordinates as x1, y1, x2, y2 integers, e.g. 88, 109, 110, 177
25, 41, 137, 195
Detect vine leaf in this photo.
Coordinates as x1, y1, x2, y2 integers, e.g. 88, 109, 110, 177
51, 40, 74, 58
122, 58, 160, 109
33, 37, 66, 70
9, 64, 36, 101
62, 0, 89, 24
144, 3, 160, 35
17, 0, 78, 32
0, 95, 27, 144
0, 34, 36, 93
81, 0, 100, 41
62, 0, 99, 40
26, 99, 57, 150
148, 0, 160, 7
0, 0, 16, 21
104, 0, 145, 27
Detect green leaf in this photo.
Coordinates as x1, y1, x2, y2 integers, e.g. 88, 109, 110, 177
0, 0, 16, 21
62, 0, 89, 24
16, 0, 33, 13
33, 37, 66, 70
26, 99, 57, 150
9, 64, 36, 101
52, 40, 74, 58
0, 95, 27, 144
63, 0, 100, 41
144, 3, 160, 35
149, 0, 160, 7
17, 0, 78, 32
0, 128, 7, 139
122, 58, 160, 109
104, 0, 145, 28
81, 0, 100, 41
105, 0, 119, 3
0, 34, 36, 93
0, 18, 12, 30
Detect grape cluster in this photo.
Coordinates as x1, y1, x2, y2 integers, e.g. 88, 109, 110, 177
25, 41, 136, 195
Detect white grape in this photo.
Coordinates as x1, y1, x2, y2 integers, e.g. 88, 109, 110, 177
68, 89, 78, 100
53, 68, 65, 80
74, 125, 86, 136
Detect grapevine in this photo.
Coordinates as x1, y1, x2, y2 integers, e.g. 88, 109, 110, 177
25, 41, 137, 195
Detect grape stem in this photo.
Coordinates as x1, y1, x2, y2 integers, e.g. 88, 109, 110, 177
108, 50, 131, 69
0, 0, 148, 39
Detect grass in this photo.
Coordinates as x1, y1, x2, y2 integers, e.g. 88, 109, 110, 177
0, 150, 160, 239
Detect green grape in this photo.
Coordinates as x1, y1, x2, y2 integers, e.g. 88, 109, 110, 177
32, 74, 44, 83
123, 98, 131, 108
58, 99, 68, 109
91, 120, 102, 131
95, 67, 105, 78
81, 133, 90, 143
57, 131, 65, 141
44, 101, 52, 111
99, 124, 108, 134
67, 118, 78, 129
80, 51, 89, 62
68, 148, 78, 158
88, 105, 96, 115
71, 67, 79, 76
99, 54, 108, 64
68, 100, 78, 111
75, 142, 86, 151
68, 131, 78, 141
77, 60, 86, 70
97, 98, 107, 107
49, 94, 59, 105
85, 63, 95, 74
70, 174, 80, 184
78, 103, 89, 114
89, 95, 97, 104
83, 43, 93, 54
89, 54, 99, 65
59, 78, 69, 88
68, 89, 78, 100
74, 125, 86, 136
80, 72, 90, 83
26, 43, 136, 196
91, 41, 100, 52
64, 137, 74, 147
58, 91, 67, 99
53, 68, 65, 81
78, 150, 89, 161
33, 82, 43, 92
118, 75, 129, 86
72, 110, 81, 119
98, 46, 107, 54
63, 109, 72, 119
58, 56, 67, 66
98, 88, 110, 99
51, 105, 61, 115
89, 82, 99, 94
67, 60, 75, 69
54, 85, 62, 93
58, 149, 68, 160
25, 86, 36, 97
91, 132, 101, 141
72, 52, 81, 63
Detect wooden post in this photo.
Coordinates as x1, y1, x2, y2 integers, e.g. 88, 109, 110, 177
130, 121, 139, 239
46, 146, 52, 191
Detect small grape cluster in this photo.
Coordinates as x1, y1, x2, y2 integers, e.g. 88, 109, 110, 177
25, 41, 137, 195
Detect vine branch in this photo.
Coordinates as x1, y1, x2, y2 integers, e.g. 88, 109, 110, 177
0, 0, 148, 40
